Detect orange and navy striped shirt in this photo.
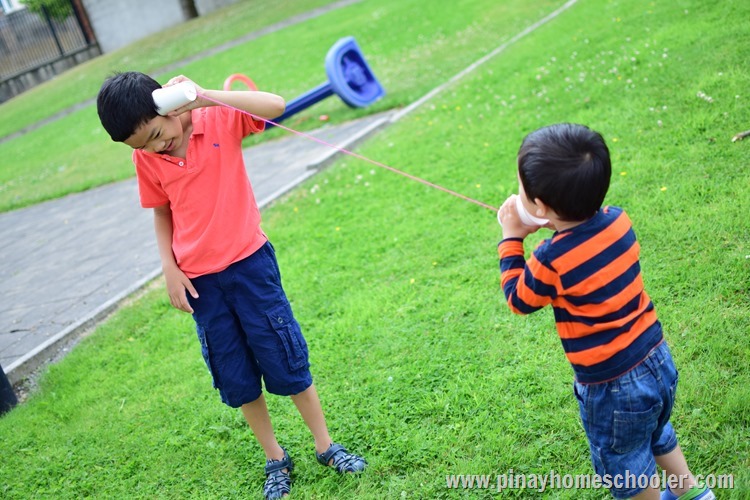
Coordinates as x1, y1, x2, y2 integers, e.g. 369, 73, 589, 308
498, 206, 663, 384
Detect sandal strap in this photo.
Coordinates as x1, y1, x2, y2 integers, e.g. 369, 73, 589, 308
263, 470, 291, 499
316, 443, 346, 465
263, 448, 293, 500
316, 443, 367, 473
264, 448, 293, 475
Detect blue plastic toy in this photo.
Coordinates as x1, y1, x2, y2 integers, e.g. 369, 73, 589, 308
277, 36, 386, 121
226, 37, 385, 125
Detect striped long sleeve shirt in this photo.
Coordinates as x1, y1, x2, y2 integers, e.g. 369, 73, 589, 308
498, 206, 663, 384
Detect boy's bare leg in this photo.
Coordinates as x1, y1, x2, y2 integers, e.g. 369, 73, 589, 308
655, 444, 697, 495
241, 394, 286, 462
630, 445, 697, 499
631, 485, 660, 499
290, 383, 333, 454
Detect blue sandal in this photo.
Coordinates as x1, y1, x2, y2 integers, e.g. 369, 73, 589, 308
315, 443, 367, 473
263, 448, 293, 500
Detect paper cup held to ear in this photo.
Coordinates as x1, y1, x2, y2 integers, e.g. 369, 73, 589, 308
153, 82, 197, 115
515, 195, 549, 226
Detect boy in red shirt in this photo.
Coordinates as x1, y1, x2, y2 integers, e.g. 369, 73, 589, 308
97, 72, 365, 499
497, 123, 712, 500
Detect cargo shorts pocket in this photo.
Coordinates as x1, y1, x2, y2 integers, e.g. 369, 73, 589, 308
266, 302, 309, 372
612, 402, 663, 454
195, 323, 219, 389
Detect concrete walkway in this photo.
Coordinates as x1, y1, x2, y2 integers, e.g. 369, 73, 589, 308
0, 111, 392, 384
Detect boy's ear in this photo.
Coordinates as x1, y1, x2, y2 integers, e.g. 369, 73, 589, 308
533, 198, 549, 217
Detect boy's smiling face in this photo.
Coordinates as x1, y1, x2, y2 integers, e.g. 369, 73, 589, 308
124, 115, 184, 154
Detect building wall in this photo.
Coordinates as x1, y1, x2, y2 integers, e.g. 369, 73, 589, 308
195, 0, 239, 16
82, 0, 184, 53
82, 0, 238, 54
0, 0, 24, 14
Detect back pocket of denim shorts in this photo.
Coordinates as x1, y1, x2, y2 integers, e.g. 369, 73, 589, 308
266, 302, 309, 372
612, 402, 663, 454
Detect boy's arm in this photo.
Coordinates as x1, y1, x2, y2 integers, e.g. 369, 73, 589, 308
165, 75, 285, 119
153, 203, 199, 313
198, 88, 286, 119
497, 196, 555, 314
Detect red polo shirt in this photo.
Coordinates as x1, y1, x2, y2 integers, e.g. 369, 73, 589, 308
133, 106, 266, 278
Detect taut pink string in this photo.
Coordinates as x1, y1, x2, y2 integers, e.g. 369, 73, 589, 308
198, 92, 498, 212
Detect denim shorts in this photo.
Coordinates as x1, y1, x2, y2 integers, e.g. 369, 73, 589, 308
187, 241, 312, 408
573, 341, 679, 498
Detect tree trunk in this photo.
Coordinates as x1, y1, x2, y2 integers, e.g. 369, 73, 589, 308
70, 0, 96, 45
177, 0, 199, 19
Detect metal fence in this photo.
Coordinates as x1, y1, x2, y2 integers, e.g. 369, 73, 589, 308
0, 0, 95, 80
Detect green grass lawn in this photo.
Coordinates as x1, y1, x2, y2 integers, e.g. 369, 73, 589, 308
1, 0, 749, 498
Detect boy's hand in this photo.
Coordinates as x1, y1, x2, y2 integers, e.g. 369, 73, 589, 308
163, 75, 204, 116
498, 195, 541, 240
163, 264, 199, 313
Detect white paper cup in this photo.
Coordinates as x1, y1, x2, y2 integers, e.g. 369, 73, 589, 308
152, 81, 197, 115
515, 195, 548, 226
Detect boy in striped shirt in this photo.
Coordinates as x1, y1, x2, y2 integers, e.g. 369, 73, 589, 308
497, 124, 712, 500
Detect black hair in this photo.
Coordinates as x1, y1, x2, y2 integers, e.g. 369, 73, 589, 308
96, 71, 161, 142
518, 123, 611, 221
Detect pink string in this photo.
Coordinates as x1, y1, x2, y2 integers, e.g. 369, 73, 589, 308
197, 92, 498, 212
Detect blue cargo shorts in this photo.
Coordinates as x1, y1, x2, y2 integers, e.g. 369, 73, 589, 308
573, 341, 680, 498
187, 241, 312, 407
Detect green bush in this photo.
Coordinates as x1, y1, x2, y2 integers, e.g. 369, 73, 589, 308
20, 0, 72, 21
